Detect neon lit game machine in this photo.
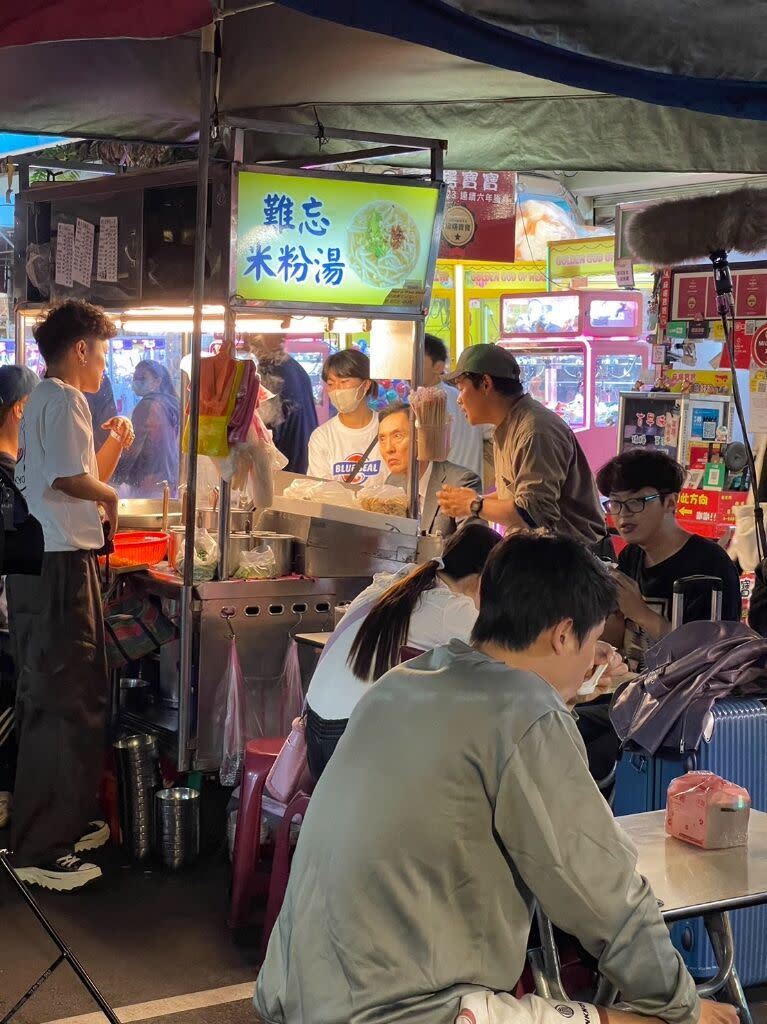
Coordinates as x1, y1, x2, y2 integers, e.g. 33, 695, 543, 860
498, 289, 648, 471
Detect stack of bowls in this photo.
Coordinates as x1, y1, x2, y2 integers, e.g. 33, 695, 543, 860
113, 734, 159, 861
154, 788, 200, 870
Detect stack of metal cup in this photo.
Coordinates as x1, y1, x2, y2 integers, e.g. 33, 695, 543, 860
154, 788, 200, 870
113, 733, 160, 861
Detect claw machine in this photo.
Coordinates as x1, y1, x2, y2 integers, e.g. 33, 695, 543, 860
499, 289, 648, 471
425, 259, 546, 363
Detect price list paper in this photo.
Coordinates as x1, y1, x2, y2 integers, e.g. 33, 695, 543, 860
97, 216, 118, 283
72, 217, 95, 287
55, 222, 75, 288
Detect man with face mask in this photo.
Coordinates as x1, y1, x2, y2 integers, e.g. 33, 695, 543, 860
307, 350, 384, 484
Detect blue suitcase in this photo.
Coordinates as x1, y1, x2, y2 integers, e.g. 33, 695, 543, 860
612, 698, 767, 985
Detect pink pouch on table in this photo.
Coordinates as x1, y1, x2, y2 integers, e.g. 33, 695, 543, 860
666, 770, 751, 849
265, 716, 308, 804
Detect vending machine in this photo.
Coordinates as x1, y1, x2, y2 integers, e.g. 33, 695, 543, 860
498, 289, 648, 471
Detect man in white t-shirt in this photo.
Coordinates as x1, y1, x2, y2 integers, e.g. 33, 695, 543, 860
9, 300, 134, 892
307, 349, 384, 485
425, 334, 493, 487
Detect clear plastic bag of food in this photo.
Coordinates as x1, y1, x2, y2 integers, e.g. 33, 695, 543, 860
283, 477, 356, 508
174, 526, 219, 582
233, 544, 278, 580
283, 477, 320, 501
357, 483, 409, 517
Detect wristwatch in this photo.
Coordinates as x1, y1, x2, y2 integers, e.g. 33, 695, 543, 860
469, 496, 484, 517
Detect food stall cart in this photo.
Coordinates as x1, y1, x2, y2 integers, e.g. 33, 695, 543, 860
13, 124, 446, 773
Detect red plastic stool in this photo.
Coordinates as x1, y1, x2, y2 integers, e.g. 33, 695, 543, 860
228, 736, 285, 929
260, 790, 311, 959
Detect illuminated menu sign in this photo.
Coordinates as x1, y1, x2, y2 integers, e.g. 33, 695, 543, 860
234, 169, 443, 312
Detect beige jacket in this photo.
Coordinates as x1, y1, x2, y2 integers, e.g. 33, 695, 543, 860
493, 395, 606, 546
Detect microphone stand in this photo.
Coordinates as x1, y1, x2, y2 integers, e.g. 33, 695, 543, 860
710, 249, 767, 563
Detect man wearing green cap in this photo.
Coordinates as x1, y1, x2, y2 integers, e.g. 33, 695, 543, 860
438, 344, 607, 548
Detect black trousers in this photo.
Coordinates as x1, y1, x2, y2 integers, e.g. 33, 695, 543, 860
0, 630, 15, 792
7, 551, 107, 866
305, 706, 348, 783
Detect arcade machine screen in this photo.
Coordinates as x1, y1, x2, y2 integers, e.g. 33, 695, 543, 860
587, 297, 641, 331
502, 294, 580, 336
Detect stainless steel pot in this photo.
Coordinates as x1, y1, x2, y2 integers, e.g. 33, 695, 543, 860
226, 532, 257, 578
195, 508, 254, 533
250, 531, 295, 578
167, 525, 186, 570
118, 498, 182, 532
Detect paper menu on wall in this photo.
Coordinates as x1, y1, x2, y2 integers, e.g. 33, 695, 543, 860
55, 222, 75, 287
750, 371, 767, 433
72, 217, 95, 286
97, 216, 118, 283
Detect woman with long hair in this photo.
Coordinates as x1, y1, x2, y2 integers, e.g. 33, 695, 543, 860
304, 522, 501, 780
115, 359, 180, 497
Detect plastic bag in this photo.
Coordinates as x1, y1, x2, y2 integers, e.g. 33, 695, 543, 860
282, 477, 357, 508
218, 635, 248, 787
213, 412, 287, 507
227, 360, 260, 446
280, 639, 305, 736
356, 483, 409, 517
174, 527, 218, 582
233, 544, 278, 580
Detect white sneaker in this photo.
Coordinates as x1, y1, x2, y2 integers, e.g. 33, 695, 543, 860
0, 791, 11, 829
74, 819, 110, 853
16, 854, 102, 892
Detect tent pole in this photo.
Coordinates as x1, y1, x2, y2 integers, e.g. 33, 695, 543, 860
408, 321, 424, 520
178, 19, 216, 772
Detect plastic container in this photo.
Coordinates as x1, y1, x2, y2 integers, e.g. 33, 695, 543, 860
110, 531, 168, 567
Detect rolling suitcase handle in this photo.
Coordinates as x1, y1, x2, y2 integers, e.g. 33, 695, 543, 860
671, 575, 723, 631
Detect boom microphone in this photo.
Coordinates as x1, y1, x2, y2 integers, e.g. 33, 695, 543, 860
628, 186, 767, 563
627, 188, 767, 266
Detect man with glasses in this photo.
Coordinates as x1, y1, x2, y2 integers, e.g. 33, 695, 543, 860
596, 449, 741, 666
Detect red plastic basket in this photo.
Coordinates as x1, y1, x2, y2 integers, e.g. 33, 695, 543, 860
110, 531, 168, 567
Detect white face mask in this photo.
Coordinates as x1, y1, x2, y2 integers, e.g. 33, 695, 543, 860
329, 383, 366, 414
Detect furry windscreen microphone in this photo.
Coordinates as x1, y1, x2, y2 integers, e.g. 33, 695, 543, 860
627, 188, 767, 266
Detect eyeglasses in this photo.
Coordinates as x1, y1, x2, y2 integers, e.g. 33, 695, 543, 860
602, 493, 668, 516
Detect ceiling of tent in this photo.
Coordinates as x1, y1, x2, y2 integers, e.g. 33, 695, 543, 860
0, 2, 764, 172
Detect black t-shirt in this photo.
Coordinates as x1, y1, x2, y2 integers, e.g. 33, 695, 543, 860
618, 533, 742, 666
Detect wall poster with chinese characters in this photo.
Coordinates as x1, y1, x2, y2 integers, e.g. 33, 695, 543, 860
438, 170, 516, 262
234, 169, 443, 311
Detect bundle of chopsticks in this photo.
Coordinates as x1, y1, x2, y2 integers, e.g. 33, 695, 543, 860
409, 386, 448, 429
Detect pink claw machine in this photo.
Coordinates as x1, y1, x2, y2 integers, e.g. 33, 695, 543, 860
498, 289, 648, 471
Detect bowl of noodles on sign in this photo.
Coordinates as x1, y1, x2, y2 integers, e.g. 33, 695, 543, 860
347, 202, 420, 288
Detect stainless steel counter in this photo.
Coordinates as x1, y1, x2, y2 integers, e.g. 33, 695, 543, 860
123, 571, 367, 771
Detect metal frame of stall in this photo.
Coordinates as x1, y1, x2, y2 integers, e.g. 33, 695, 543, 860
153, 31, 448, 771
10, 49, 446, 774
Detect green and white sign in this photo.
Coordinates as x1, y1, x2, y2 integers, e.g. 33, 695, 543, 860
234, 169, 442, 311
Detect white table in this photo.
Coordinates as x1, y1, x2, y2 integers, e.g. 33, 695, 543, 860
294, 631, 332, 649
533, 810, 767, 1024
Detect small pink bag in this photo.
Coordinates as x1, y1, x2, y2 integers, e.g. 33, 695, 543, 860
265, 716, 308, 804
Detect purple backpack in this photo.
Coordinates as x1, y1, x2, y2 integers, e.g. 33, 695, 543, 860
609, 620, 767, 757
